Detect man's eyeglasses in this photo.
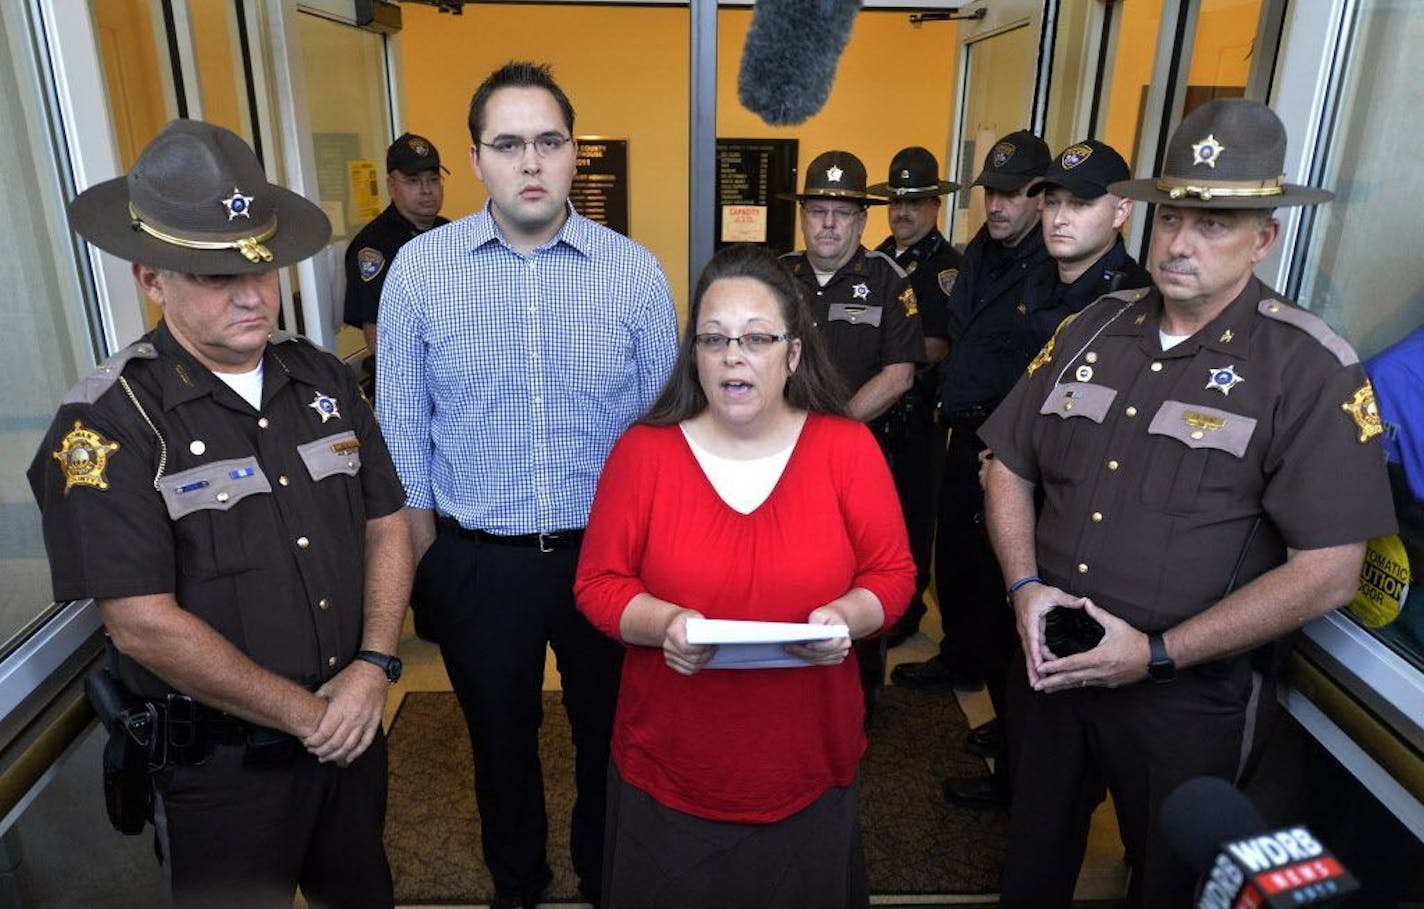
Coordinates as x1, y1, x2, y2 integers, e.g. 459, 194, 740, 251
802, 205, 863, 223
693, 332, 793, 354
478, 134, 573, 159
394, 173, 444, 190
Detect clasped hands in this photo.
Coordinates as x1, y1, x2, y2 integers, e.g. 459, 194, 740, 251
1013, 581, 1151, 692
659, 605, 854, 677
301, 660, 390, 766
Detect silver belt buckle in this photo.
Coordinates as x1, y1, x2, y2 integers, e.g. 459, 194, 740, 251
538, 532, 555, 553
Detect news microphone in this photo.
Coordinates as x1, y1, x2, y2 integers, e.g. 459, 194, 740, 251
1161, 776, 1360, 908
737, 0, 861, 126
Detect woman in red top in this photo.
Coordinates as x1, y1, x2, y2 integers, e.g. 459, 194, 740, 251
575, 244, 915, 908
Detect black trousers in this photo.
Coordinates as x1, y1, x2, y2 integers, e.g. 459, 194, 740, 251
152, 732, 391, 908
418, 529, 623, 904
1000, 651, 1264, 909
933, 422, 1016, 706
888, 412, 946, 624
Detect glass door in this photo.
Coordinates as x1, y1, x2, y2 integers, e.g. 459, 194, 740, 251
947, 0, 1045, 245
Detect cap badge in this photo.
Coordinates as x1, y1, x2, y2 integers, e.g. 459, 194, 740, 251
221, 187, 254, 220
900, 169, 911, 179
308, 391, 341, 423
851, 282, 870, 300
827, 164, 844, 183
1341, 382, 1382, 444
991, 142, 1016, 168
1206, 364, 1244, 396
1191, 134, 1225, 168
409, 138, 429, 156
52, 421, 119, 494
1061, 144, 1093, 169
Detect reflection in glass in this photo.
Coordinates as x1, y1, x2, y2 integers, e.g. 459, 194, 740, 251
1042, 0, 1097, 155
1294, 5, 1424, 667
1, 9, 100, 653
191, 1, 252, 143
1179, 0, 1262, 115
1102, 0, 1163, 171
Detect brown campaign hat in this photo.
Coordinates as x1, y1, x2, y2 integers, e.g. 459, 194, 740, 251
867, 146, 959, 199
387, 132, 449, 176
971, 129, 1050, 192
1109, 99, 1333, 209
67, 119, 331, 275
778, 150, 888, 205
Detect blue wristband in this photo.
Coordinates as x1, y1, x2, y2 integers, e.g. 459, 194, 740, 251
1008, 575, 1042, 595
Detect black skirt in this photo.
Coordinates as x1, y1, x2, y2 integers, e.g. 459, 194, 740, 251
602, 764, 868, 909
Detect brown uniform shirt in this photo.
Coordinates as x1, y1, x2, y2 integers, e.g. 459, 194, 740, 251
27, 323, 407, 698
981, 279, 1397, 632
783, 247, 924, 394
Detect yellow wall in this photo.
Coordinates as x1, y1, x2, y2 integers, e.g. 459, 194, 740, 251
1188, 0, 1259, 89
399, 5, 956, 310
190, 2, 245, 141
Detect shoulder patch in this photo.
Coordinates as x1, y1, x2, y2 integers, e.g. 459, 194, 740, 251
864, 248, 908, 279
52, 420, 120, 493
61, 341, 159, 405
357, 247, 386, 283
938, 268, 958, 296
1341, 380, 1383, 443
1257, 298, 1359, 366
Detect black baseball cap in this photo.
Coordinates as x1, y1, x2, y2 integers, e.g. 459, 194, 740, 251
1029, 140, 1132, 200
386, 133, 448, 176
971, 129, 1050, 192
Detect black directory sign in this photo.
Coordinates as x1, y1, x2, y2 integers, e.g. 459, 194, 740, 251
716, 138, 798, 253
572, 138, 628, 235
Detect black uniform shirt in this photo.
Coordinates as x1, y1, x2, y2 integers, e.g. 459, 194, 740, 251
876, 228, 963, 342
939, 224, 1050, 411
1013, 236, 1152, 365
342, 204, 450, 329
783, 247, 925, 394
27, 323, 407, 698
981, 279, 1397, 632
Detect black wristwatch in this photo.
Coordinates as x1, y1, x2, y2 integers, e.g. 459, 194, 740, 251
355, 649, 403, 683
1147, 633, 1175, 683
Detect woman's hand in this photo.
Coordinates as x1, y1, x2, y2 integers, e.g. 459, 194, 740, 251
783, 605, 853, 666
662, 608, 717, 676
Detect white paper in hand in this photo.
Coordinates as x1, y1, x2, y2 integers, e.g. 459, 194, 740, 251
684, 618, 850, 669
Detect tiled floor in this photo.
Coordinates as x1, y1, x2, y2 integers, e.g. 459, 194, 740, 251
388, 601, 1130, 907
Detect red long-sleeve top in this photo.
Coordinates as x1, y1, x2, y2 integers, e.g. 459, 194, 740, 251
574, 414, 915, 823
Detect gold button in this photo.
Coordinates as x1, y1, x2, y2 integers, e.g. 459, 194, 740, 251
279, 476, 290, 486
327, 656, 337, 667
1125, 406, 1138, 417
1150, 362, 1163, 372
1191, 430, 1204, 440
1108, 460, 1120, 471
216, 492, 230, 503
318, 597, 330, 610
296, 536, 310, 549
1091, 512, 1103, 522
1085, 352, 1098, 364
258, 417, 270, 429
1077, 563, 1089, 574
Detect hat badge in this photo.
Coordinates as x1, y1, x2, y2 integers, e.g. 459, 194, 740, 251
409, 138, 429, 156
827, 164, 844, 183
1061, 144, 1093, 169
221, 187, 254, 221
991, 142, 1015, 168
900, 169, 911, 179
1191, 134, 1225, 168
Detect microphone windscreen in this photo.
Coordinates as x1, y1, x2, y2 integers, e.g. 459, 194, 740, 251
1161, 776, 1267, 873
737, 0, 862, 126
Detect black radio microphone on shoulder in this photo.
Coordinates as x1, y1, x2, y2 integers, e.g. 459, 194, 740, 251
1161, 776, 1360, 909
737, 0, 862, 126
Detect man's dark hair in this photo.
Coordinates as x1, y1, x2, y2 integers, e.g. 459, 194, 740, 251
642, 244, 848, 426
468, 61, 575, 143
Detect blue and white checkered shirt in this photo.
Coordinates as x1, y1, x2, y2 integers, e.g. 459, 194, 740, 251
375, 204, 678, 534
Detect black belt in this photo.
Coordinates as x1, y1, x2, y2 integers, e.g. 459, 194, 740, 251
136, 695, 292, 766
438, 515, 584, 552
942, 403, 995, 430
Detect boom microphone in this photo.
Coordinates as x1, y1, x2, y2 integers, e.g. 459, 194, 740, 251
1161, 776, 1360, 908
737, 0, 862, 126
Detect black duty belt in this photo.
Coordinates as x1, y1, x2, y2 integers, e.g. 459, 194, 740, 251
133, 694, 293, 767
438, 515, 584, 552
941, 403, 995, 430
